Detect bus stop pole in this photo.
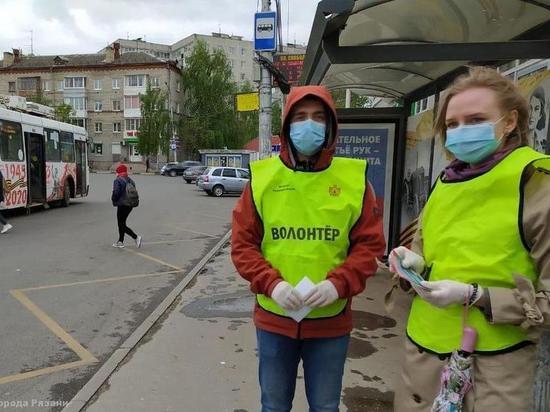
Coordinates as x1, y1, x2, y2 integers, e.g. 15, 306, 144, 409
258, 0, 273, 160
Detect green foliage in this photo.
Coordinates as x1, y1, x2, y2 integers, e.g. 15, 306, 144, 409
331, 89, 375, 109
26, 91, 52, 107
137, 83, 171, 157
55, 104, 72, 123
272, 100, 282, 136
179, 40, 255, 157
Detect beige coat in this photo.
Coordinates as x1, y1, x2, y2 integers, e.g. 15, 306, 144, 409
394, 164, 550, 411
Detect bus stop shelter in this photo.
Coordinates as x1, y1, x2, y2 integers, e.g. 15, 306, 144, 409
300, 0, 550, 250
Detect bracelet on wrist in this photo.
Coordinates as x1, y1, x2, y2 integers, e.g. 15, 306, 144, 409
467, 283, 479, 306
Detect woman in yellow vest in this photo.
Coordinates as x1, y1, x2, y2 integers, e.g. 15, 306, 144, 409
391, 66, 550, 411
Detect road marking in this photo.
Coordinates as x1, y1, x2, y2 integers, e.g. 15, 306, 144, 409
2, 269, 183, 385
143, 239, 208, 246
0, 360, 91, 385
19, 270, 183, 292
124, 249, 182, 271
10, 290, 98, 364
172, 226, 219, 239
192, 212, 229, 221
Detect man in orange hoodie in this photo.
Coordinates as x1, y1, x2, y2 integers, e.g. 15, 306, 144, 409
232, 85, 386, 411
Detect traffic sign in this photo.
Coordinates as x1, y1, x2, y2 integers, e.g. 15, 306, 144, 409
254, 11, 277, 51
170, 143, 176, 150
235, 92, 260, 112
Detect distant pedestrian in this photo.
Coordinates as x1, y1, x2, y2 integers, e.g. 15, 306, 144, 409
0, 169, 13, 234
111, 164, 141, 248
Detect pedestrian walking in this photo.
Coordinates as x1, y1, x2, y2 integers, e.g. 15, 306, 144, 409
232, 85, 386, 412
0, 169, 13, 234
111, 164, 141, 248
389, 66, 550, 411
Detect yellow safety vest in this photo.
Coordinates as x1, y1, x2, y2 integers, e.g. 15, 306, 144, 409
408, 146, 550, 353
250, 156, 366, 319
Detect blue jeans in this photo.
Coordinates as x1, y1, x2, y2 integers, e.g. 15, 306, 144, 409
256, 329, 350, 412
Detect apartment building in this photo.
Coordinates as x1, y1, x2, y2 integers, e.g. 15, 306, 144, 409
0, 44, 182, 170
105, 33, 307, 86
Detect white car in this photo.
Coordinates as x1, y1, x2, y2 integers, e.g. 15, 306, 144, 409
198, 167, 250, 197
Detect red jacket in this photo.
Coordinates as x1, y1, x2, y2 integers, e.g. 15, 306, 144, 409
231, 85, 386, 339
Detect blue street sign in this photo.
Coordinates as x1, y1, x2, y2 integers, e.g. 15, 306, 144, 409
254, 11, 277, 51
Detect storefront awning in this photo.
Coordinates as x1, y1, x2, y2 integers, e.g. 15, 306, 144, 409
301, 0, 550, 99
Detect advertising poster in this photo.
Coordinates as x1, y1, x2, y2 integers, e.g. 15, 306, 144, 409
517, 69, 550, 154
273, 54, 305, 86
335, 123, 395, 243
400, 109, 435, 248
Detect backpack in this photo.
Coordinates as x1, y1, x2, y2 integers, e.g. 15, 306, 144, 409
122, 179, 139, 207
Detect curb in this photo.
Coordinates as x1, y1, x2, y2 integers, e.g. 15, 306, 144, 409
62, 230, 232, 412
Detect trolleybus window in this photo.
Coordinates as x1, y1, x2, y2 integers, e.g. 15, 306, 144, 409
0, 120, 23, 161
60, 131, 75, 163
45, 128, 61, 162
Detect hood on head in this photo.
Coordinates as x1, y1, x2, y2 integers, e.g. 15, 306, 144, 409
280, 85, 338, 169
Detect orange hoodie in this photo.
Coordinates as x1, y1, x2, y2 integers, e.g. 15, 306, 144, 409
231, 85, 386, 339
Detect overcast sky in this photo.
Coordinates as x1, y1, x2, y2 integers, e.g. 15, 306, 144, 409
0, 0, 320, 56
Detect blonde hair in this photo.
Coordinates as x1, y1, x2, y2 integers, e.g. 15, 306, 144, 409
434, 66, 530, 146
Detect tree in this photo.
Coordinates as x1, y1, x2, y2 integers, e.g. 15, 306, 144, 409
179, 40, 247, 158
55, 104, 72, 123
272, 100, 282, 136
137, 83, 171, 157
235, 81, 260, 145
331, 89, 376, 109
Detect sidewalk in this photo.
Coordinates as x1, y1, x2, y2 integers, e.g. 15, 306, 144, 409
82, 242, 411, 411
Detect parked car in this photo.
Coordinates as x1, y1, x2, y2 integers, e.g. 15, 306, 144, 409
198, 167, 250, 197
160, 161, 202, 177
183, 165, 208, 184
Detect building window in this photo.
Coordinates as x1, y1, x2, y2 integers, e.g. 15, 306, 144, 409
124, 95, 140, 109
64, 97, 86, 111
125, 118, 141, 131
71, 118, 86, 128
8, 82, 15, 93
64, 77, 86, 89
112, 142, 121, 155
176, 81, 181, 92
240, 73, 245, 81
125, 74, 145, 87
42, 80, 50, 91
93, 79, 101, 90
57, 81, 64, 91
151, 77, 160, 88
241, 48, 245, 55
229, 47, 235, 54
93, 143, 103, 154
112, 100, 121, 111
112, 78, 120, 89
241, 61, 245, 68
95, 122, 102, 133
18, 77, 40, 91
113, 122, 122, 133
94, 101, 102, 112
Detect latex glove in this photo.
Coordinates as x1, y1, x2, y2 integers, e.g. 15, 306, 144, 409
419, 280, 480, 308
271, 281, 303, 311
390, 246, 426, 274
303, 280, 339, 308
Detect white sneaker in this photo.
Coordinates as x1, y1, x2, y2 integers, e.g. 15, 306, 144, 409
112, 241, 125, 248
1, 224, 13, 234
135, 235, 142, 248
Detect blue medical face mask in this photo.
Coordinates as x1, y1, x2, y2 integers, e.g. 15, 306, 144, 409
289, 119, 326, 156
445, 117, 505, 164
